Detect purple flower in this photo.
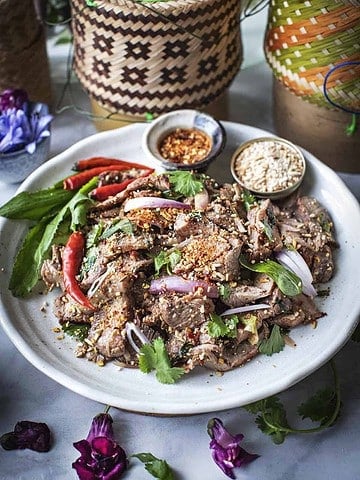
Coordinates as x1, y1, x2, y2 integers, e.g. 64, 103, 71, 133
0, 88, 28, 111
0, 88, 52, 154
0, 420, 52, 452
72, 413, 127, 480
207, 418, 259, 479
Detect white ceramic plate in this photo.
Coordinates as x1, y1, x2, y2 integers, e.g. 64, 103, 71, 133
0, 122, 359, 415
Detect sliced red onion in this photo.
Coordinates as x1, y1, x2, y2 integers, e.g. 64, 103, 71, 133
87, 269, 111, 298
125, 322, 150, 353
124, 196, 191, 212
149, 275, 219, 298
275, 249, 317, 297
220, 303, 270, 316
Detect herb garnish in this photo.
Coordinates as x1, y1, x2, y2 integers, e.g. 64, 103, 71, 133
62, 322, 90, 342
138, 338, 185, 384
258, 325, 285, 356
132, 453, 175, 480
166, 171, 204, 197
207, 313, 239, 338
101, 218, 133, 238
8, 177, 97, 297
244, 360, 341, 444
153, 249, 181, 276
239, 255, 302, 297
241, 189, 257, 211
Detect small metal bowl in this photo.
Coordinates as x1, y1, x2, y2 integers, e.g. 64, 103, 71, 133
230, 136, 306, 200
142, 109, 226, 172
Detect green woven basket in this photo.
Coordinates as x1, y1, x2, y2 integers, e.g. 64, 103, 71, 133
264, 0, 360, 111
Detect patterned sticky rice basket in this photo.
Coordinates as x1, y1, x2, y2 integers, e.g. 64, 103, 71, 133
71, 0, 242, 118
264, 0, 360, 111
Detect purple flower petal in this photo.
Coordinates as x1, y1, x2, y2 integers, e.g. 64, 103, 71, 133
73, 413, 127, 480
0, 420, 51, 452
208, 418, 259, 479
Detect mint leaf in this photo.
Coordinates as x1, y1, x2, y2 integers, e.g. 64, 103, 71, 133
0, 188, 73, 221
9, 177, 97, 297
9, 219, 48, 297
258, 325, 285, 356
166, 171, 204, 197
138, 338, 185, 384
239, 255, 302, 297
101, 218, 133, 238
133, 452, 175, 480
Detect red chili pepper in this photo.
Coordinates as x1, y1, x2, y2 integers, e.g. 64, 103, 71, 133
90, 168, 154, 201
64, 165, 133, 190
64, 165, 154, 190
74, 156, 151, 172
62, 231, 95, 310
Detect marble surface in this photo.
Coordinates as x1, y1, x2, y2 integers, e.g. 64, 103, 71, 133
1, 45, 360, 480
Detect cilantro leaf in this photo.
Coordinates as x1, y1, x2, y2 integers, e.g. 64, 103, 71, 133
166, 171, 204, 197
297, 388, 339, 426
239, 255, 302, 297
207, 313, 239, 338
258, 325, 285, 356
218, 283, 231, 300
244, 360, 341, 444
62, 322, 90, 342
132, 452, 175, 480
251, 396, 290, 444
241, 189, 257, 212
153, 249, 181, 276
138, 338, 185, 384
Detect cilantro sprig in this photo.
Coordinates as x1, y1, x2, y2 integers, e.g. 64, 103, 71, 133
244, 360, 341, 444
207, 313, 239, 338
138, 338, 185, 384
166, 171, 204, 197
153, 249, 181, 276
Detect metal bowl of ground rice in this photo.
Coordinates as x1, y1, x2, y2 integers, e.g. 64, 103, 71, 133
230, 137, 306, 200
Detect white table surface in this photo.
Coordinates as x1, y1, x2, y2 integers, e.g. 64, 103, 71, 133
1, 36, 360, 480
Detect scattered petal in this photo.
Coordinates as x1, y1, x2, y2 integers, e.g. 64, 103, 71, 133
72, 413, 127, 480
207, 418, 259, 478
0, 420, 52, 452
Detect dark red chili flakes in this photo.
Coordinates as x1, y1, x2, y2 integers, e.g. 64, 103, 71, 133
158, 128, 212, 165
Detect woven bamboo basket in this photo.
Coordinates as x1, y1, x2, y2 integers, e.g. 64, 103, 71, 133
264, 0, 360, 110
71, 0, 242, 128
264, 0, 360, 172
0, 0, 52, 106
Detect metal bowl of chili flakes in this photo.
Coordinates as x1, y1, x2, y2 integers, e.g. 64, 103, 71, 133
142, 109, 226, 172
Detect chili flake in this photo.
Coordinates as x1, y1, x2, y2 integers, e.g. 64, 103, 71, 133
158, 128, 212, 165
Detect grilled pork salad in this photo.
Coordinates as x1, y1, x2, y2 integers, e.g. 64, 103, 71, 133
0, 158, 337, 383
